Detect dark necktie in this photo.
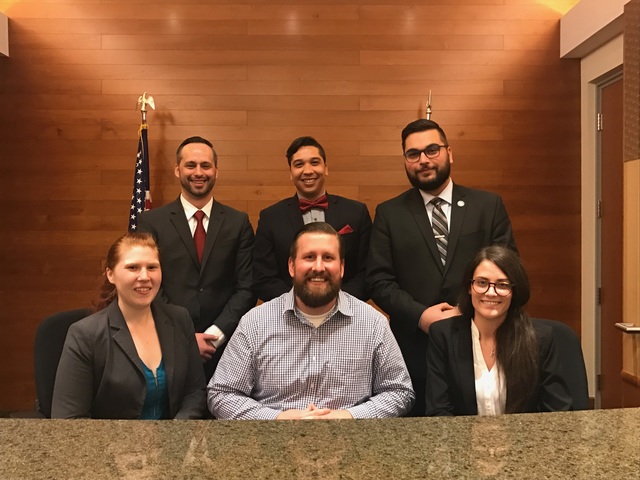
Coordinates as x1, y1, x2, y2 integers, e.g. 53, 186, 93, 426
299, 194, 329, 213
193, 210, 206, 263
430, 198, 448, 266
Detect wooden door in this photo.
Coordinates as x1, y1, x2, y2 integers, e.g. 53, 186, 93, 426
598, 77, 624, 409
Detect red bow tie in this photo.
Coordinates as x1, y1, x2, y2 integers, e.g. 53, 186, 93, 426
299, 194, 329, 213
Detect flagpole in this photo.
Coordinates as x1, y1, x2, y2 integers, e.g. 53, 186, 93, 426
128, 93, 155, 232
426, 90, 432, 120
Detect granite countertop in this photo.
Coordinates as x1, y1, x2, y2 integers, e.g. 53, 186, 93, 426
1, 408, 639, 479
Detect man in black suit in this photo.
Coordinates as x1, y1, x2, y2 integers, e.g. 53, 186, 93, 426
366, 119, 517, 416
139, 136, 256, 379
253, 136, 372, 302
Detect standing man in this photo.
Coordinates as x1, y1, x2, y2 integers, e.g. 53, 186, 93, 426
139, 136, 256, 379
366, 119, 517, 416
252, 136, 372, 302
209, 222, 414, 420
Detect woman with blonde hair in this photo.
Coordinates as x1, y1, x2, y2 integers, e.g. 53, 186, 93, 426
52, 232, 206, 419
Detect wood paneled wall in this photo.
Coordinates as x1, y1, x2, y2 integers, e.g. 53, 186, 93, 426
0, 0, 581, 411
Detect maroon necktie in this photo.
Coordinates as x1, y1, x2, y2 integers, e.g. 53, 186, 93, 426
299, 194, 329, 213
193, 210, 206, 263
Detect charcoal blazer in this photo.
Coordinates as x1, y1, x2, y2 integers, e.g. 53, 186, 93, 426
366, 184, 516, 414
253, 193, 372, 301
51, 300, 206, 419
138, 197, 256, 336
425, 316, 573, 416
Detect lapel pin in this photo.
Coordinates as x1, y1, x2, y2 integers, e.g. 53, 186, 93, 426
457, 200, 465, 207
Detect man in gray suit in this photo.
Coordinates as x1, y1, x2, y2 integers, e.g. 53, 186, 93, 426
366, 119, 517, 416
139, 136, 256, 379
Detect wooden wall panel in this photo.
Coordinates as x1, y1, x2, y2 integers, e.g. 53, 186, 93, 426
0, 0, 581, 411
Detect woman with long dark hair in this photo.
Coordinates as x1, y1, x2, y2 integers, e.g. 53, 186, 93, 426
52, 232, 206, 419
425, 245, 571, 415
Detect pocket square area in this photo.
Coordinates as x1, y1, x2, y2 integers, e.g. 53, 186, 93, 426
337, 225, 354, 235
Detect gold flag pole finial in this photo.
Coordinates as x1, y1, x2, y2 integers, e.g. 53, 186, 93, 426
426, 90, 433, 120
136, 92, 156, 124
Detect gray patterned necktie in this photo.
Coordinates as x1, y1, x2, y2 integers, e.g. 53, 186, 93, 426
430, 198, 448, 265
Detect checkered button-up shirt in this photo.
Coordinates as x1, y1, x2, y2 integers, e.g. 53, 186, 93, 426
207, 290, 415, 419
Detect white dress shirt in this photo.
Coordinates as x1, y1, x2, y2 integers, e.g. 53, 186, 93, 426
471, 321, 506, 415
180, 195, 213, 235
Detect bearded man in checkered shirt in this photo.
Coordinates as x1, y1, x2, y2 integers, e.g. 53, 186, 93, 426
208, 222, 414, 420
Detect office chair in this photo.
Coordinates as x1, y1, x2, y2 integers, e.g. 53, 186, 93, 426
34, 308, 92, 418
534, 318, 590, 410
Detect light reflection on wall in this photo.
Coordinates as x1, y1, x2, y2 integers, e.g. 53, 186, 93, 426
0, 0, 21, 14
285, 13, 299, 35
537, 0, 581, 15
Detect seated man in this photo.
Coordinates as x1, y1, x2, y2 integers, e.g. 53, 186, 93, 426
208, 222, 414, 420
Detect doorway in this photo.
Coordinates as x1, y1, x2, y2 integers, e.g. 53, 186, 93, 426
597, 74, 624, 409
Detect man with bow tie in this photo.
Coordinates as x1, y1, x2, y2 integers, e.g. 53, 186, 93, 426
253, 136, 372, 302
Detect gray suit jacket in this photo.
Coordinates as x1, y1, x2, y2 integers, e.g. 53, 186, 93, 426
51, 301, 206, 419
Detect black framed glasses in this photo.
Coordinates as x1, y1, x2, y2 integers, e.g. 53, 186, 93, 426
403, 143, 448, 162
471, 278, 513, 296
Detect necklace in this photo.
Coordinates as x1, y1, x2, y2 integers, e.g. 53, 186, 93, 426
490, 347, 496, 358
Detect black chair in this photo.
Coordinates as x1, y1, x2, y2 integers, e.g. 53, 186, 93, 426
34, 308, 92, 418
534, 318, 590, 410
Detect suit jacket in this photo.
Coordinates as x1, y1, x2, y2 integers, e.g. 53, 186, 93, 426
51, 301, 207, 419
253, 193, 372, 301
366, 185, 516, 381
138, 197, 256, 336
425, 316, 573, 416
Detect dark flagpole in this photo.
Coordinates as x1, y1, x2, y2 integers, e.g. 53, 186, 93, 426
128, 92, 155, 232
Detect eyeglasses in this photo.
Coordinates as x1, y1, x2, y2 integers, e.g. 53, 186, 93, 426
403, 143, 448, 162
471, 278, 513, 296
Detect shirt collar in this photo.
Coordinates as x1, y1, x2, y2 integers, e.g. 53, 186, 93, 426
282, 289, 353, 324
180, 195, 213, 220
419, 179, 454, 206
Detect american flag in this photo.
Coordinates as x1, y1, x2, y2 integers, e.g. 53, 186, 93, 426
128, 123, 152, 231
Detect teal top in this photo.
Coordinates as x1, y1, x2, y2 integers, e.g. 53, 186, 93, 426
140, 360, 169, 420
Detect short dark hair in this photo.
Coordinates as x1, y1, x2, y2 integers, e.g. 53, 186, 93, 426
401, 119, 449, 152
176, 136, 218, 166
289, 222, 344, 261
285, 136, 327, 166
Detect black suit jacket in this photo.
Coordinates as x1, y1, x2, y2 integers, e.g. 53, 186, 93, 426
253, 193, 372, 301
51, 301, 206, 419
366, 185, 516, 385
138, 197, 256, 336
425, 315, 573, 416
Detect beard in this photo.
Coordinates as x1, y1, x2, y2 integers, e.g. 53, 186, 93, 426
405, 155, 451, 192
293, 271, 341, 309
180, 175, 216, 199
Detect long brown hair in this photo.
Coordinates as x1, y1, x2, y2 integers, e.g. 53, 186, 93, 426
93, 232, 159, 311
458, 245, 538, 413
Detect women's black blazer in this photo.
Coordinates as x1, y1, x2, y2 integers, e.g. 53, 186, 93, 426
425, 315, 572, 416
52, 300, 206, 419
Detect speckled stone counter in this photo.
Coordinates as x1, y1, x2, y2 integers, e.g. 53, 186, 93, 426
1, 408, 639, 479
